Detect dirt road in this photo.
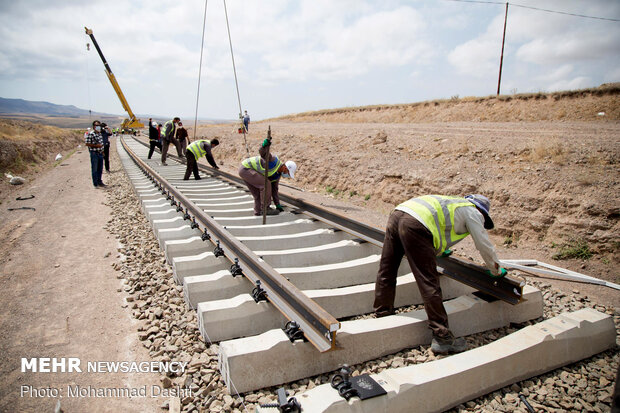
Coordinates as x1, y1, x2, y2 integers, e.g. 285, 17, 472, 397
0, 143, 161, 412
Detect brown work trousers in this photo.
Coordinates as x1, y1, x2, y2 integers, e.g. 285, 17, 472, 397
238, 166, 279, 215
373, 210, 451, 338
161, 137, 183, 163
184, 151, 200, 180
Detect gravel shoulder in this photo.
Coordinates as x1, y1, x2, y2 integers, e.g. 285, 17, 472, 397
0, 128, 618, 413
0, 141, 161, 412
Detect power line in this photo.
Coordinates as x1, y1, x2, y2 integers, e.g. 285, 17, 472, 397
443, 0, 620, 22
511, 3, 620, 22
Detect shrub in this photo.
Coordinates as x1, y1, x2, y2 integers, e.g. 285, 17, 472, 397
552, 238, 593, 260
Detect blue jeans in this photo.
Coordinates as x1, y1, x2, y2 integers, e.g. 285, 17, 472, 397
90, 151, 104, 186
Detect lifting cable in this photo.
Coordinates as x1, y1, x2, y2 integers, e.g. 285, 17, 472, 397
223, 0, 250, 156
192, 0, 209, 141
85, 42, 92, 122
193, 0, 250, 156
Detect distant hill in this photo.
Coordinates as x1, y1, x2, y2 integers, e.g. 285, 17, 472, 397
0, 97, 234, 128
0, 97, 113, 117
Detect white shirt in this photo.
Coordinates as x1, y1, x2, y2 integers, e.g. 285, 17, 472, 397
396, 204, 500, 274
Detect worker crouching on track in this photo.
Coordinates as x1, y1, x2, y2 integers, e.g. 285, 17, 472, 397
374, 194, 507, 355
239, 141, 297, 216
184, 139, 219, 180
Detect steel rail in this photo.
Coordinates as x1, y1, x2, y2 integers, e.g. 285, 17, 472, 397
130, 135, 524, 304
121, 137, 340, 352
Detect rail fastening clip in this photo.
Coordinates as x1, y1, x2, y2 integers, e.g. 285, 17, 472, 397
230, 258, 243, 277
251, 280, 268, 302
283, 321, 307, 343
259, 387, 301, 413
213, 241, 225, 258
330, 364, 358, 401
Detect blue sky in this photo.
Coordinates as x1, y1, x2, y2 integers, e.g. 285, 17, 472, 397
0, 0, 618, 120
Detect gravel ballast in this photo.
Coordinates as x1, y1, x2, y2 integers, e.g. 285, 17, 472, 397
105, 144, 619, 413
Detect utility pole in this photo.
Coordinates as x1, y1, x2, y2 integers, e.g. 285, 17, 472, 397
497, 2, 509, 96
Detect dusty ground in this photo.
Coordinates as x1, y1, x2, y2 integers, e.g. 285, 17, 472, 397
0, 143, 161, 412
197, 118, 619, 308
0, 87, 618, 411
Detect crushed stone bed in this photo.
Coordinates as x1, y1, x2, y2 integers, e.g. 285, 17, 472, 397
103, 144, 618, 413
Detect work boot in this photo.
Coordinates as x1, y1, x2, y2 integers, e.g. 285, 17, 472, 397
431, 334, 468, 354
266, 208, 280, 216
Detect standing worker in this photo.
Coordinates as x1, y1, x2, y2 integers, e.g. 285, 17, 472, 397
160, 117, 184, 165
373, 194, 507, 354
101, 122, 112, 172
239, 140, 296, 216
85, 120, 106, 188
184, 138, 219, 180
176, 122, 189, 156
243, 110, 250, 132
147, 119, 162, 159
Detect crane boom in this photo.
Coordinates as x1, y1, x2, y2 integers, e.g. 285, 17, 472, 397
84, 27, 143, 130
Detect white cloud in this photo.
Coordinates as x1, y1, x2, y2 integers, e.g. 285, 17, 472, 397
516, 32, 620, 64
547, 76, 591, 92
447, 1, 620, 93
0, 0, 617, 119
447, 13, 505, 78
235, 4, 433, 84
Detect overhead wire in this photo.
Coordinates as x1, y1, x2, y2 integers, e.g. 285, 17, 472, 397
193, 0, 209, 141
85, 43, 92, 122
194, 8, 250, 409
222, 0, 250, 156
442, 0, 620, 22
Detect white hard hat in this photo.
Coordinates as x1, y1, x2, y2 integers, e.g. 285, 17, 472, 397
152, 121, 158, 127
285, 161, 297, 179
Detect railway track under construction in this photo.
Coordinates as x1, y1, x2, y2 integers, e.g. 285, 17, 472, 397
117, 135, 616, 412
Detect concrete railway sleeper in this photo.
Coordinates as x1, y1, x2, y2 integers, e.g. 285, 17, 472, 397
120, 137, 339, 353
116, 136, 617, 408
130, 135, 525, 305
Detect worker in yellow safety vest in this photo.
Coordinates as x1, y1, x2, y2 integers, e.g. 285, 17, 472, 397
239, 140, 297, 216
183, 139, 219, 180
374, 194, 507, 355
160, 117, 184, 165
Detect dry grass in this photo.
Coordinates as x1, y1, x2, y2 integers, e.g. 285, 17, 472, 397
0, 120, 71, 142
576, 173, 596, 186
273, 83, 620, 122
528, 138, 567, 164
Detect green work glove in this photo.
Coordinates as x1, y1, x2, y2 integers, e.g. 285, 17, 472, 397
440, 249, 453, 257
275, 204, 284, 212
262, 138, 271, 148
485, 268, 507, 278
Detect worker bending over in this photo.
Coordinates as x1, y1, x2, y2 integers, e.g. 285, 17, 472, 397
160, 117, 184, 165
239, 141, 297, 216
374, 194, 507, 355
184, 139, 219, 180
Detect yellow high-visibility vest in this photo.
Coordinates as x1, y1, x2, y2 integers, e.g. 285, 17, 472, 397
187, 140, 210, 159
397, 195, 473, 254
241, 155, 282, 177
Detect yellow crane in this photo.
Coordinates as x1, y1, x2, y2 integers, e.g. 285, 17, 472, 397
84, 27, 144, 130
